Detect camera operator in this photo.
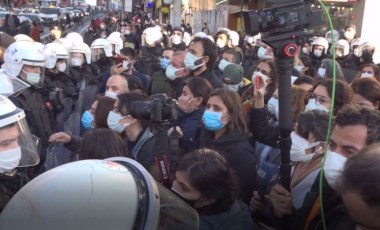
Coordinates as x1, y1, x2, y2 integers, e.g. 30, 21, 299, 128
107, 92, 159, 180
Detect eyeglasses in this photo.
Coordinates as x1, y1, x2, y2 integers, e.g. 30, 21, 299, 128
256, 67, 270, 76
307, 92, 331, 105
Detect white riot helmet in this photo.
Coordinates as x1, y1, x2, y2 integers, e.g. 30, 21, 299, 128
43, 43, 69, 70
0, 73, 14, 96
143, 27, 163, 46
69, 42, 91, 66
335, 39, 350, 57
0, 157, 198, 230
56, 38, 75, 51
107, 32, 123, 55
245, 33, 261, 46
229, 31, 240, 47
311, 37, 329, 55
2, 41, 45, 87
14, 34, 34, 42
356, 41, 376, 58
325, 30, 340, 44
91, 38, 113, 62
0, 95, 39, 172
351, 38, 366, 50
65, 32, 84, 43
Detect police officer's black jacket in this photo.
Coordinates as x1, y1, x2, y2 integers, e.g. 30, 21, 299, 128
0, 171, 28, 212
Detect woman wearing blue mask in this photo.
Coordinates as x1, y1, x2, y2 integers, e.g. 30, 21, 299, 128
199, 88, 257, 205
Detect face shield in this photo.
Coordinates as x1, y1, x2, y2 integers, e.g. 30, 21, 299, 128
0, 158, 198, 229
0, 108, 39, 169
55, 58, 70, 74
91, 47, 106, 62
19, 64, 45, 88
69, 52, 85, 67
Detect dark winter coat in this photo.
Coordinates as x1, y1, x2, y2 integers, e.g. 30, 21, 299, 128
199, 200, 257, 230
200, 129, 257, 205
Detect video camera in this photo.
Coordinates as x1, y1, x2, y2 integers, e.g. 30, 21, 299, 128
131, 94, 178, 123
130, 94, 179, 189
243, 0, 322, 44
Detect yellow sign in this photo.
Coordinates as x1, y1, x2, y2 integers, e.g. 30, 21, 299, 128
156, 0, 162, 8
162, 7, 169, 14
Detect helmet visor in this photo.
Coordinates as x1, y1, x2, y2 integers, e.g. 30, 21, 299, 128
17, 118, 40, 167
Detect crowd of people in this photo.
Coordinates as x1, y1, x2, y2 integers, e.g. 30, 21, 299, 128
0, 9, 379, 229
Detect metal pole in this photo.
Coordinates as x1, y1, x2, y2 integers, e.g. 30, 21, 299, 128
172, 0, 181, 27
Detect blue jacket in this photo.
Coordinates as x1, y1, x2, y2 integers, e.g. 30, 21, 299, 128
177, 107, 205, 153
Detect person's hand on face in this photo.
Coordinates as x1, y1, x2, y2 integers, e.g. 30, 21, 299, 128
111, 63, 124, 75
178, 95, 196, 114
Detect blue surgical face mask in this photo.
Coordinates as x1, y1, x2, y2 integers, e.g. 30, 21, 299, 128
107, 111, 126, 134
218, 59, 231, 72
81, 110, 94, 129
202, 110, 225, 131
160, 58, 171, 70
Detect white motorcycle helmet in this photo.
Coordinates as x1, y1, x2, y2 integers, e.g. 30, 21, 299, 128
43, 43, 69, 69
107, 32, 123, 55
91, 38, 113, 62
335, 39, 350, 57
69, 42, 91, 66
56, 38, 75, 51
0, 95, 39, 168
0, 157, 198, 230
13, 34, 34, 42
311, 37, 329, 54
65, 32, 84, 43
229, 31, 240, 47
2, 41, 45, 87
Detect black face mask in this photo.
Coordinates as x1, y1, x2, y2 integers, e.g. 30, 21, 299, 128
362, 50, 373, 62
170, 188, 202, 208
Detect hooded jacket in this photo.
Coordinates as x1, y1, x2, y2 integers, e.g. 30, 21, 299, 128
200, 129, 257, 205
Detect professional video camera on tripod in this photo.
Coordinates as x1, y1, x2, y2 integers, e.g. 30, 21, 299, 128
131, 94, 180, 188
243, 1, 322, 229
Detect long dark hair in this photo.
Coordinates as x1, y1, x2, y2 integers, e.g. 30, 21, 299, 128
176, 148, 238, 212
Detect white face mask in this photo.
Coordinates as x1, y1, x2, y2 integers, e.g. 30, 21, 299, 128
172, 35, 182, 45
123, 61, 130, 70
257, 47, 273, 60
105, 91, 118, 99
318, 67, 326, 78
294, 64, 304, 74
252, 71, 270, 83
166, 65, 185, 81
267, 97, 279, 120
354, 48, 362, 58
344, 31, 354, 40
100, 24, 106, 29
107, 111, 127, 134
71, 57, 83, 66
305, 98, 329, 112
314, 49, 323, 58
218, 59, 231, 72
57, 62, 67, 72
360, 72, 374, 78
184, 52, 204, 71
125, 30, 131, 35
224, 82, 241, 92
290, 132, 314, 162
323, 150, 347, 190
302, 47, 310, 55
0, 147, 22, 173
216, 38, 226, 48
